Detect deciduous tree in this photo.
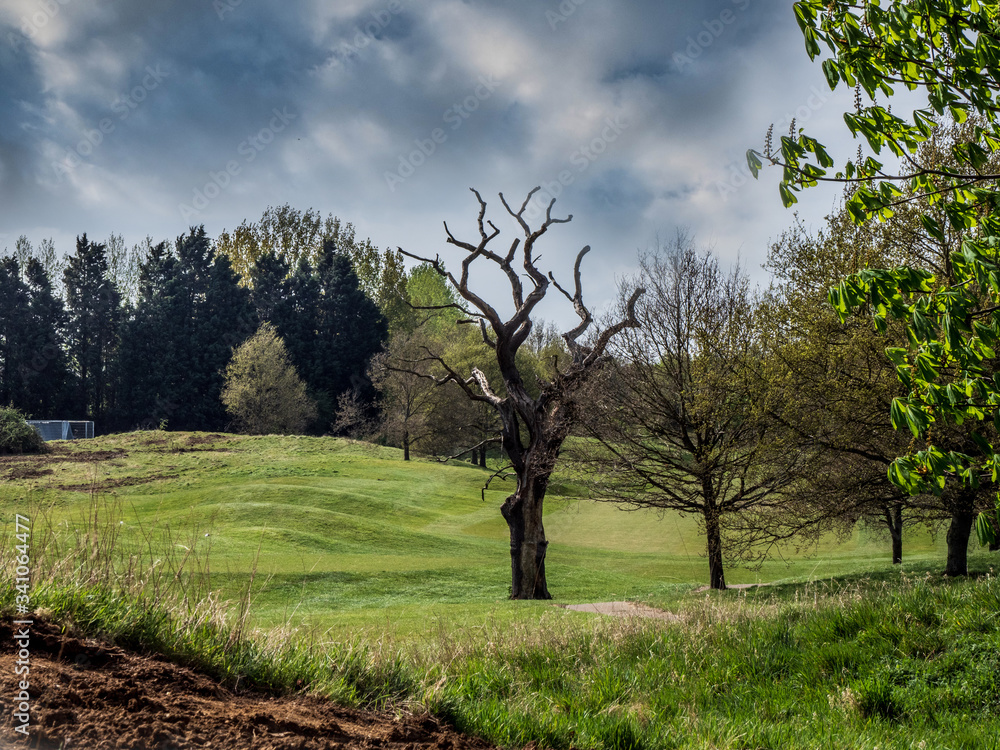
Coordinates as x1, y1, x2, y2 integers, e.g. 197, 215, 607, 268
221, 323, 317, 434
750, 0, 1000, 562
397, 188, 642, 600
578, 235, 810, 590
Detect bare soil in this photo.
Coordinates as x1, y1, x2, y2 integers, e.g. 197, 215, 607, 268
56, 473, 181, 493
0, 445, 128, 473
0, 617, 495, 750
3, 466, 54, 481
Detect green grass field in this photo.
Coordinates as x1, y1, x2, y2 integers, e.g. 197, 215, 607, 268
4, 431, 1000, 749
1, 430, 991, 638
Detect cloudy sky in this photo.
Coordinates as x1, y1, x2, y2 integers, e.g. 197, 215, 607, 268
0, 0, 864, 321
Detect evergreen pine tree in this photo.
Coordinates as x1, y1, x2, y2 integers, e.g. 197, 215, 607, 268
63, 234, 121, 421
0, 258, 32, 411
309, 241, 387, 431
22, 258, 73, 417
115, 228, 253, 431
114, 241, 178, 429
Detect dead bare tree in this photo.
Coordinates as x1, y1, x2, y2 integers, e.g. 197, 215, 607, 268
397, 187, 642, 600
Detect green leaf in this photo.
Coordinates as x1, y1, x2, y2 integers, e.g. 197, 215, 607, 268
886, 347, 908, 367
803, 27, 821, 58
779, 183, 798, 208
976, 512, 997, 547
822, 59, 840, 89
920, 214, 945, 242
905, 405, 929, 437
890, 398, 908, 431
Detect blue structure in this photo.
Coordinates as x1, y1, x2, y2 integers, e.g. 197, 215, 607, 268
26, 420, 95, 441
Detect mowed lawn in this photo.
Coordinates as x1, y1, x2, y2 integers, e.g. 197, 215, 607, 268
0, 431, 986, 637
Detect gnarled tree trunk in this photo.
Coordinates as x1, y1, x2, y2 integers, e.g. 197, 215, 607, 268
397, 188, 642, 600
501, 473, 551, 599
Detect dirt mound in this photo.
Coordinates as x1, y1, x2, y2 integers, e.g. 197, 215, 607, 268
0, 618, 494, 750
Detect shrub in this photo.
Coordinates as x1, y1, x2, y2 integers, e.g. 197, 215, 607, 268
0, 406, 48, 455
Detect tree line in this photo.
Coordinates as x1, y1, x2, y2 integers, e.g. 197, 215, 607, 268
0, 207, 390, 435
4, 178, 997, 595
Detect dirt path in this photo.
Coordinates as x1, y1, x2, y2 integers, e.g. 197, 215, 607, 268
0, 618, 493, 750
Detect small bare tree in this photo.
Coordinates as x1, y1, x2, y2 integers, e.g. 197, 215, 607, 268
397, 188, 642, 599
577, 235, 814, 590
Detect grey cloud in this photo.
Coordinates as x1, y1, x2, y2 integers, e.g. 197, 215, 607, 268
0, 0, 861, 318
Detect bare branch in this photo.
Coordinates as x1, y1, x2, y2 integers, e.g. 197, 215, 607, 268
551, 245, 594, 347
482, 464, 515, 501
408, 300, 480, 317
457, 318, 498, 348
471, 367, 502, 405
584, 287, 645, 367
389, 349, 497, 405
499, 188, 541, 236
433, 436, 501, 463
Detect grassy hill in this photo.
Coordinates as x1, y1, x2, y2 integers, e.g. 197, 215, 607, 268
0, 430, 993, 638
4, 431, 1000, 749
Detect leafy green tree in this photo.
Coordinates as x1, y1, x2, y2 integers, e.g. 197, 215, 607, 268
372, 267, 456, 460
749, 0, 1000, 556
216, 204, 408, 331
63, 234, 121, 421
215, 204, 347, 279
350, 240, 410, 335
764, 214, 924, 564
221, 323, 317, 434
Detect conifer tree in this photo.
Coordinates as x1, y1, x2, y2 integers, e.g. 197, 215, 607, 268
22, 259, 73, 417
115, 228, 254, 431
63, 234, 121, 420
0, 258, 32, 410
308, 242, 387, 430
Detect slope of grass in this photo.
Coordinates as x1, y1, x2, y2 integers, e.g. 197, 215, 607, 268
5, 431, 1000, 748
0, 430, 992, 639
6, 571, 1000, 750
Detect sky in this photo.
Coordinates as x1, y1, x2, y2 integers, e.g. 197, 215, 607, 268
0, 0, 866, 323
